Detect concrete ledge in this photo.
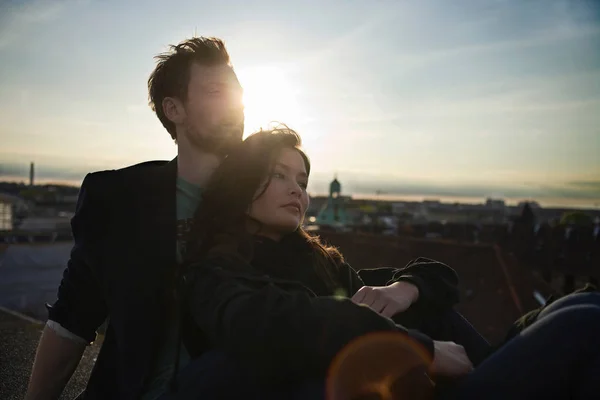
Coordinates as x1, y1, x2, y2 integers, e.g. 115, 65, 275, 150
0, 305, 45, 326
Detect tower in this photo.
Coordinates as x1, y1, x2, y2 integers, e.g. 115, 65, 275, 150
330, 176, 341, 198
29, 162, 35, 186
317, 175, 348, 226
330, 176, 341, 221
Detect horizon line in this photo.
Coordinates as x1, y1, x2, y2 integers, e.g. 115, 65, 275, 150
1, 177, 598, 210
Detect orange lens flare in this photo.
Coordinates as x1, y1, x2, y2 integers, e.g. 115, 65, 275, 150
326, 332, 434, 400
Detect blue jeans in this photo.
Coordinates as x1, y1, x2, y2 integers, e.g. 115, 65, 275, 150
446, 292, 600, 399
418, 309, 491, 367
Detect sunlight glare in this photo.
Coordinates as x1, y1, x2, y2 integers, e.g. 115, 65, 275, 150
238, 66, 308, 138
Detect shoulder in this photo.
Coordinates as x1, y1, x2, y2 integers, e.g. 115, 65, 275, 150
117, 159, 171, 173
82, 159, 172, 190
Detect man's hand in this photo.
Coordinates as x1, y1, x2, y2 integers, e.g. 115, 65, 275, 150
430, 341, 473, 378
351, 281, 419, 317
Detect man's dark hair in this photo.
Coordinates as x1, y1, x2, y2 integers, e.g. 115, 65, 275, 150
148, 37, 231, 139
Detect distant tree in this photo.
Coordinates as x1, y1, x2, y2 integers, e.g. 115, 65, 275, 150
517, 202, 536, 225
377, 203, 392, 213
19, 188, 38, 200
560, 211, 593, 226
398, 212, 413, 222
359, 204, 377, 213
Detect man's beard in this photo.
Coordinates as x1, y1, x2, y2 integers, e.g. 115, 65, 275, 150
184, 121, 244, 157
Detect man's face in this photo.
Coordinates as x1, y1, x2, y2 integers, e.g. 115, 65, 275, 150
181, 62, 244, 154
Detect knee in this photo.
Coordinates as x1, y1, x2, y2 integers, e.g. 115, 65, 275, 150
539, 292, 600, 318
542, 304, 600, 333
560, 291, 600, 305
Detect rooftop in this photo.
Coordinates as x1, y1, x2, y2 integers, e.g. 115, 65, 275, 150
0, 307, 100, 399
0, 234, 556, 398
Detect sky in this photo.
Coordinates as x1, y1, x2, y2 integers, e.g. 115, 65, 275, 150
0, 0, 599, 208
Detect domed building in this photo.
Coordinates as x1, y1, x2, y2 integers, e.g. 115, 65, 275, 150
316, 176, 350, 227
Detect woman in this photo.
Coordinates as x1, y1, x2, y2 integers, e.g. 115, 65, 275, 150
172, 127, 600, 400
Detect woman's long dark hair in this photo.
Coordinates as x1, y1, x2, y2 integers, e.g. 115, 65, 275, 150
185, 125, 344, 290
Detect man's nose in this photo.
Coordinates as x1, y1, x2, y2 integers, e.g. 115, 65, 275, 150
231, 87, 244, 108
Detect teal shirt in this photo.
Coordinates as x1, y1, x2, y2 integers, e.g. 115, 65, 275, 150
142, 177, 202, 400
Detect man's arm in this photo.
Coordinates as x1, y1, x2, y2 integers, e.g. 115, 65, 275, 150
26, 327, 87, 400
26, 173, 108, 400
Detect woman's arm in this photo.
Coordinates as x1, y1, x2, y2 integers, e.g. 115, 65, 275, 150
356, 257, 460, 311
186, 260, 434, 381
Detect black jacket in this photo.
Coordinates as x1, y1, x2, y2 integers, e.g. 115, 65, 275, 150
183, 236, 460, 383
47, 159, 182, 400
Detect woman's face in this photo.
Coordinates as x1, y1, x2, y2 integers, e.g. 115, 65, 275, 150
248, 147, 310, 240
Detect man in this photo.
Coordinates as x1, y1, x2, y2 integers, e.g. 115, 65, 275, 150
25, 37, 472, 400
26, 37, 245, 400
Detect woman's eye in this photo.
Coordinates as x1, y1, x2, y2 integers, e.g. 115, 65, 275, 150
299, 182, 308, 190
273, 172, 285, 179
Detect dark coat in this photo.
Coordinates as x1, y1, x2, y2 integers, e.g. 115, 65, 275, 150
182, 235, 460, 384
48, 159, 181, 400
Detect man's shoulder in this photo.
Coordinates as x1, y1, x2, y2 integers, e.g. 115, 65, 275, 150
84, 160, 173, 188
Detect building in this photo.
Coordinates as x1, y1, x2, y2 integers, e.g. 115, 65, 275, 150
0, 197, 12, 231
316, 176, 351, 228
17, 216, 71, 232
0, 193, 29, 231
485, 198, 506, 210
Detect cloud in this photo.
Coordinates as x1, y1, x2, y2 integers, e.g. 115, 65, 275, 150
394, 24, 600, 72
286, 5, 406, 74
384, 0, 600, 77
309, 91, 600, 126
567, 180, 600, 194
2, 161, 598, 206
0, 0, 76, 49
341, 180, 600, 203
411, 97, 600, 119
0, 161, 105, 183
305, 167, 600, 203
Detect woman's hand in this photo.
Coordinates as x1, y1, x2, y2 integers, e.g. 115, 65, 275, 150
430, 341, 473, 377
351, 281, 419, 317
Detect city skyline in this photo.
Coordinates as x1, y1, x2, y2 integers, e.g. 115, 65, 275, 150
1, 160, 598, 209
1, 0, 599, 208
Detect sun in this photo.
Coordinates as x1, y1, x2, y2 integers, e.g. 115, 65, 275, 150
237, 66, 307, 137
